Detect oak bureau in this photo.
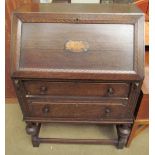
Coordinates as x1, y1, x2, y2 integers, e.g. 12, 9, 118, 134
11, 3, 144, 149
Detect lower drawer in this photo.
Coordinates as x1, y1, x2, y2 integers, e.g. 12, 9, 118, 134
28, 100, 131, 120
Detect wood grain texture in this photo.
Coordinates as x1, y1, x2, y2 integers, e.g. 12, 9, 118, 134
10, 4, 144, 148
23, 81, 130, 97
145, 22, 149, 46
5, 97, 18, 104
5, 0, 33, 98
20, 23, 134, 71
5, 0, 148, 99
11, 4, 144, 80
28, 100, 131, 119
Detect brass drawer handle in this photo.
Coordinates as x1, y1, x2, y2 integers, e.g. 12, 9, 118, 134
40, 86, 47, 94
107, 87, 114, 96
42, 106, 50, 114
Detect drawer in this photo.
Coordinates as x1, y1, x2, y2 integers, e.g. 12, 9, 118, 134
23, 81, 130, 98
28, 99, 131, 120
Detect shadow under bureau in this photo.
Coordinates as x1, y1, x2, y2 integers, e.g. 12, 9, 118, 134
11, 3, 144, 149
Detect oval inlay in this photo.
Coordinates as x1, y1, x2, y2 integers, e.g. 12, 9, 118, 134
65, 40, 89, 53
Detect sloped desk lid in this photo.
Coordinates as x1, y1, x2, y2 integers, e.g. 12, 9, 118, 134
11, 3, 144, 80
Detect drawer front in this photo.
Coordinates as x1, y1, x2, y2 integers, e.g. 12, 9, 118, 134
28, 100, 131, 120
24, 81, 130, 98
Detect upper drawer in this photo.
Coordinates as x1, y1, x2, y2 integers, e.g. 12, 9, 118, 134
23, 81, 130, 98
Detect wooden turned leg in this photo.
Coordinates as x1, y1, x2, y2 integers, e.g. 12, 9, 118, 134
117, 124, 131, 149
31, 135, 40, 147
25, 122, 41, 147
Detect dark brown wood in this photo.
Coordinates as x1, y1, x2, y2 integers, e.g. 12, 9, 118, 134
11, 3, 144, 149
28, 100, 131, 120
117, 124, 131, 149
20, 23, 134, 71
26, 122, 118, 146
26, 122, 41, 147
11, 4, 144, 81
25, 117, 133, 124
24, 81, 130, 97
38, 138, 118, 145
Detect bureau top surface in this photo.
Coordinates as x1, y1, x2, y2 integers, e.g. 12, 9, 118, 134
14, 3, 142, 14
11, 4, 144, 80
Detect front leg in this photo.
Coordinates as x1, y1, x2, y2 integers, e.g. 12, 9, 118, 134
116, 124, 131, 149
25, 122, 41, 147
